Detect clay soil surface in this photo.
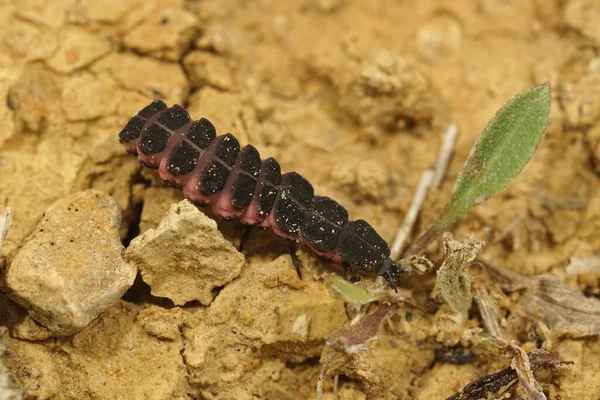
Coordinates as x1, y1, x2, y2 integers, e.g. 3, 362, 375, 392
1, 0, 600, 399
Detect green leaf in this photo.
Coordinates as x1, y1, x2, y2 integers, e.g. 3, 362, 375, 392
437, 82, 551, 229
403, 83, 551, 258
328, 275, 375, 305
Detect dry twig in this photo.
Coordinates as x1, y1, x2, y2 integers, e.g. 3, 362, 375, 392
432, 123, 458, 189
390, 170, 434, 261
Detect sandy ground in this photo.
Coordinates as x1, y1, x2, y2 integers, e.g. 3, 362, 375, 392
1, 0, 600, 399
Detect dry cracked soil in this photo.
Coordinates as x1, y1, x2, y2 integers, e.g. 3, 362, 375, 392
1, 0, 600, 399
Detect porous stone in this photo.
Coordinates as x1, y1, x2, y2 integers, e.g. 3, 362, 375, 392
125, 200, 245, 306
91, 53, 190, 106
123, 7, 198, 61
46, 26, 111, 73
1, 301, 190, 400
183, 50, 235, 90
4, 190, 136, 336
61, 72, 116, 121
184, 255, 349, 397
565, 0, 600, 44
561, 74, 600, 127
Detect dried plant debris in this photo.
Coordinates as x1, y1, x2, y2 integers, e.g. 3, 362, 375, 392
326, 304, 397, 354
433, 233, 484, 317
484, 260, 600, 337
520, 275, 600, 338
474, 284, 504, 339
499, 340, 546, 400
434, 346, 476, 365
447, 348, 572, 400
0, 208, 11, 252
0, 342, 23, 400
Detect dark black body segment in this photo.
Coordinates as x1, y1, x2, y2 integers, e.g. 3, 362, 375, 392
118, 116, 146, 142
311, 196, 349, 226
231, 145, 262, 210
336, 220, 390, 271
118, 100, 168, 143
301, 213, 342, 252
232, 174, 257, 210
261, 158, 282, 186
156, 105, 190, 131
274, 172, 314, 236
138, 124, 171, 155
166, 140, 200, 176
282, 172, 314, 207
300, 196, 349, 252
139, 99, 167, 119
215, 133, 240, 166
187, 118, 216, 149
254, 158, 281, 215
238, 145, 261, 177
199, 160, 229, 195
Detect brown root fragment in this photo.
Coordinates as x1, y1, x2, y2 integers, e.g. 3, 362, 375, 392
446, 349, 572, 400
326, 304, 397, 354
482, 259, 600, 338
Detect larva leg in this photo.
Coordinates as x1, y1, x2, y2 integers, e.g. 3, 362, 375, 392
342, 262, 361, 283
238, 225, 254, 252
382, 268, 398, 292
288, 241, 303, 279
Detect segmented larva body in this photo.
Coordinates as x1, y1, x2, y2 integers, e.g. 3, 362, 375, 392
119, 100, 400, 288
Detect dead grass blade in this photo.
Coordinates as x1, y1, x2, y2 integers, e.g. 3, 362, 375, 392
482, 259, 600, 337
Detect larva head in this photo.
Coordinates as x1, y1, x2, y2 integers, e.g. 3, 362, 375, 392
378, 258, 404, 292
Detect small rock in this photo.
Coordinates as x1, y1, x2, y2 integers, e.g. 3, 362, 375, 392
136, 306, 183, 341
319, 49, 441, 135
7, 63, 63, 133
125, 200, 245, 306
564, 0, 600, 44
561, 74, 600, 127
14, 0, 70, 28
184, 255, 348, 394
195, 25, 237, 56
123, 7, 198, 61
61, 72, 116, 121
4, 190, 136, 336
138, 186, 184, 234
187, 87, 249, 143
3, 19, 58, 61
67, 0, 137, 24
0, 294, 53, 341
417, 13, 463, 61
46, 26, 111, 73
356, 160, 390, 200
184, 50, 235, 90
92, 53, 190, 105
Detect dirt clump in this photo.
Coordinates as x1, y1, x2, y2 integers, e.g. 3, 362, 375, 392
1, 0, 600, 399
